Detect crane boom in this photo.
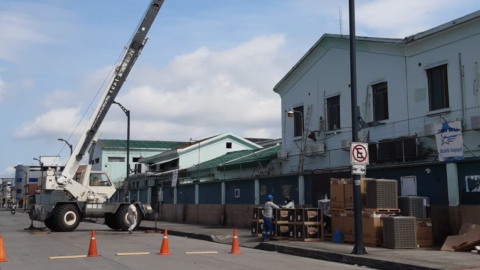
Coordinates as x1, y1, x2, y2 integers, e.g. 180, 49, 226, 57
58, 0, 164, 185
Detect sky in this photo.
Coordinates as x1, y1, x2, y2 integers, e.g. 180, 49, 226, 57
1, 0, 479, 177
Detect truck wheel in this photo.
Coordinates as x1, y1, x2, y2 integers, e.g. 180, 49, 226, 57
115, 205, 130, 231
44, 217, 58, 231
105, 215, 119, 230
54, 204, 80, 232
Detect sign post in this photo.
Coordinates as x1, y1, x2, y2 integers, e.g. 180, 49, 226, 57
349, 0, 367, 255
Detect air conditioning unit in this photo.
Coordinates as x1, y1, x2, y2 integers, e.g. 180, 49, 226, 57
341, 140, 351, 151
312, 143, 325, 155
471, 115, 480, 130
277, 150, 288, 160
423, 123, 436, 136
304, 145, 314, 157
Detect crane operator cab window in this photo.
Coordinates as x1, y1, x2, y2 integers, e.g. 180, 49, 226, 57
89, 173, 112, 187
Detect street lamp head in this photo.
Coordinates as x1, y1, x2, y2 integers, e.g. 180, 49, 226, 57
287, 107, 294, 118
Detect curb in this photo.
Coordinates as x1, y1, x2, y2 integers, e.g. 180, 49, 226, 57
138, 225, 442, 270
138, 226, 214, 242
255, 243, 442, 270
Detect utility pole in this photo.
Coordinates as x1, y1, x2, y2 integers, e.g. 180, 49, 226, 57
349, 0, 367, 255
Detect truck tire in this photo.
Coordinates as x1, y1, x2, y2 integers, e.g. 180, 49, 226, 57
53, 204, 81, 232
115, 205, 130, 231
44, 216, 58, 231
105, 215, 119, 230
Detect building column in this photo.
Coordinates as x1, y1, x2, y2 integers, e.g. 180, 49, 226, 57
299, 174, 305, 206
254, 179, 260, 205
128, 190, 131, 201
446, 163, 460, 206
147, 186, 152, 205
221, 182, 226, 205
173, 187, 177, 204
137, 189, 140, 203
195, 184, 199, 204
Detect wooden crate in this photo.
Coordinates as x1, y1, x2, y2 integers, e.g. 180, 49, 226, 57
295, 224, 324, 241
251, 221, 263, 237
294, 208, 323, 223
253, 207, 264, 220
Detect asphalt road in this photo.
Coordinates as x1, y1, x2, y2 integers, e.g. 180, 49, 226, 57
0, 210, 372, 270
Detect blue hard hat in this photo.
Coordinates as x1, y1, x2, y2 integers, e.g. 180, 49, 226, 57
267, 194, 273, 201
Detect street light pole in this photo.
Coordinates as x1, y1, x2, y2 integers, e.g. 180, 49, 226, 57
58, 138, 73, 156
113, 101, 130, 202
349, 0, 366, 255
19, 169, 28, 210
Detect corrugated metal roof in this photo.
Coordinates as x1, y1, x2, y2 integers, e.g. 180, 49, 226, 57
224, 145, 281, 167
193, 149, 255, 170
98, 139, 187, 150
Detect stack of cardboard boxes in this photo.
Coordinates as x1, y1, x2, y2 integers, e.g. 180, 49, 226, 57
330, 178, 394, 247
251, 207, 323, 241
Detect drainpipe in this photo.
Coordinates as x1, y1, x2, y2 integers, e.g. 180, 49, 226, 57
459, 53, 466, 128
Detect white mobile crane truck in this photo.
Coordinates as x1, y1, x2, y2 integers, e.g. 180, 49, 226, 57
29, 0, 165, 232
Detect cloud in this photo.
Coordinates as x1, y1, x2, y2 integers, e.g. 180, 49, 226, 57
0, 1, 73, 62
0, 166, 15, 178
0, 78, 5, 103
13, 108, 84, 139
14, 35, 288, 143
356, 0, 480, 37
109, 35, 287, 140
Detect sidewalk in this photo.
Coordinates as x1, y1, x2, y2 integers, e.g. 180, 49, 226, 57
139, 220, 480, 270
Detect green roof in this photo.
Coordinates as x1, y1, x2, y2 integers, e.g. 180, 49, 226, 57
98, 139, 187, 150
224, 144, 281, 168
193, 149, 256, 170
190, 144, 281, 172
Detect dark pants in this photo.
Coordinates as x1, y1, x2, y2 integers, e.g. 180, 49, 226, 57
262, 217, 273, 240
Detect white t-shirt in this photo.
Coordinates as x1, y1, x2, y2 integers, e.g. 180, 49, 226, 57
128, 204, 137, 218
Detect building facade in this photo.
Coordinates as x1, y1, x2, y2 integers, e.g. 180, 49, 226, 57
90, 139, 186, 183
273, 10, 480, 243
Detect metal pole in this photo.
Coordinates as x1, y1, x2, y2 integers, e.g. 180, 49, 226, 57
125, 110, 130, 203
349, 0, 366, 255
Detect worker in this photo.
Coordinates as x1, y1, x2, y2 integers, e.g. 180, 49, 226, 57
262, 194, 280, 241
282, 196, 295, 209
127, 200, 138, 234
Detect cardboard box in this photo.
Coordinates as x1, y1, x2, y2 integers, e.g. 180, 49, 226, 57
330, 178, 346, 209
416, 219, 433, 247
295, 224, 323, 240
362, 211, 383, 239
343, 210, 383, 238
344, 178, 371, 209
253, 207, 264, 220
294, 208, 322, 223
331, 210, 346, 234
344, 210, 355, 235
251, 222, 263, 236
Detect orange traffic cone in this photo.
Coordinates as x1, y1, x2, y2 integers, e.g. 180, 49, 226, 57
230, 229, 241, 254
0, 235, 7, 262
158, 229, 171, 255
87, 230, 101, 257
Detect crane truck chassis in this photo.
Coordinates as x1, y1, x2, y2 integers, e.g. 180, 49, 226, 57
29, 0, 164, 232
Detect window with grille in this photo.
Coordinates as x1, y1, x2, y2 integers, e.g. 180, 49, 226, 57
108, 157, 125, 162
